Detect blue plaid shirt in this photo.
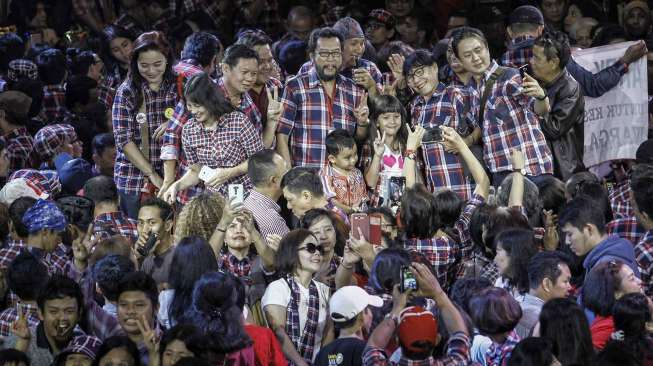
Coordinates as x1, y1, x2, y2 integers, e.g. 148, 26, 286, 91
298, 57, 383, 91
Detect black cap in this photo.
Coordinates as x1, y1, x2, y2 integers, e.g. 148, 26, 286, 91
509, 5, 544, 25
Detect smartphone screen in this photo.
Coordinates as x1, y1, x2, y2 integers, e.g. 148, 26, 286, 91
351, 213, 369, 241
228, 184, 244, 205
401, 266, 418, 292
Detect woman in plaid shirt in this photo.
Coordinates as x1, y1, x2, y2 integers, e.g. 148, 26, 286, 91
161, 72, 264, 201
112, 31, 178, 219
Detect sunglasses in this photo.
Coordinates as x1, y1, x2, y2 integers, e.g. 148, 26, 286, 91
299, 243, 325, 255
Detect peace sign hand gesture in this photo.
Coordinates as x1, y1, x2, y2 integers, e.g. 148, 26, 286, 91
373, 131, 386, 158
11, 305, 30, 340
266, 86, 282, 125
137, 314, 159, 355
354, 93, 370, 125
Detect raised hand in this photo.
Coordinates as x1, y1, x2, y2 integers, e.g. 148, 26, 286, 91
511, 148, 525, 170
406, 124, 426, 150
265, 234, 282, 251
353, 68, 375, 91
11, 305, 30, 340
205, 168, 231, 188
266, 86, 282, 124
161, 181, 179, 205
137, 314, 159, 355
373, 131, 386, 157
387, 53, 405, 81
354, 93, 370, 124
441, 125, 465, 153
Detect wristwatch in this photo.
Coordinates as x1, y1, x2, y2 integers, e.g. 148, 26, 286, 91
405, 149, 417, 160
513, 167, 526, 175
385, 312, 399, 326
535, 92, 548, 101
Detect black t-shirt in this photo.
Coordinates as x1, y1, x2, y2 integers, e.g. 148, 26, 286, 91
314, 337, 366, 366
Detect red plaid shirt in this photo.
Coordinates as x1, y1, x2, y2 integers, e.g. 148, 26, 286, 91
0, 303, 40, 337
635, 229, 653, 296
4, 127, 34, 175
0, 244, 72, 278
298, 58, 383, 92
609, 180, 633, 219
277, 69, 365, 168
404, 235, 461, 292
112, 77, 179, 194
98, 66, 124, 110
362, 332, 471, 366
181, 111, 264, 196
40, 84, 67, 123
607, 217, 646, 245
218, 251, 257, 283
486, 330, 520, 366
455, 193, 484, 262
470, 61, 553, 175
92, 211, 138, 244
218, 77, 263, 134
319, 164, 369, 210
499, 36, 534, 68
410, 83, 477, 200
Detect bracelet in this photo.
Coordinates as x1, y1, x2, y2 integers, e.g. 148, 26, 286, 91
535, 92, 547, 101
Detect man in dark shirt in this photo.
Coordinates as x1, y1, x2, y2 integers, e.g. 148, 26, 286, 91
314, 286, 383, 366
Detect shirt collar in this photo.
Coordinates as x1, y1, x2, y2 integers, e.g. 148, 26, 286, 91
248, 190, 281, 212
307, 66, 343, 89
508, 35, 536, 49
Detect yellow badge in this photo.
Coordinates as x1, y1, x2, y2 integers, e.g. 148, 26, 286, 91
164, 107, 174, 119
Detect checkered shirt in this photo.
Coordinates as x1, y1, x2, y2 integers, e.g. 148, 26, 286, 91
298, 58, 383, 91
9, 169, 61, 197
362, 332, 471, 366
319, 164, 369, 209
40, 84, 67, 124
217, 77, 263, 135
485, 330, 520, 366
410, 83, 477, 200
454, 193, 484, 261
607, 217, 646, 245
98, 66, 124, 110
112, 78, 179, 194
243, 190, 290, 243
34, 124, 78, 162
0, 303, 40, 337
469, 61, 553, 175
170, 0, 223, 26
0, 245, 71, 277
610, 179, 633, 219
181, 111, 264, 197
499, 36, 535, 68
7, 59, 38, 82
218, 251, 257, 284
277, 69, 365, 168
91, 211, 138, 244
635, 230, 653, 296
4, 127, 34, 175
403, 235, 461, 292
113, 14, 144, 36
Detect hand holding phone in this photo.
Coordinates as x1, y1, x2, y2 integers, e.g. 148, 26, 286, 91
350, 213, 370, 241
228, 184, 244, 205
400, 265, 418, 292
198, 166, 215, 182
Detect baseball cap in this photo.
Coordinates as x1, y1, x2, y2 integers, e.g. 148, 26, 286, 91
367, 9, 396, 29
398, 306, 438, 354
508, 5, 544, 26
0, 178, 49, 206
54, 153, 94, 194
34, 124, 78, 161
329, 286, 384, 322
54, 335, 103, 363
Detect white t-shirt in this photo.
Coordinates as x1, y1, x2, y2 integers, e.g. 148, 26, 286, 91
158, 289, 175, 329
262, 278, 330, 361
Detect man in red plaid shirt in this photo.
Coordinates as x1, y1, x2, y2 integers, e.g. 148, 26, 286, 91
0, 91, 34, 175
277, 27, 371, 169
84, 176, 138, 244
452, 27, 553, 187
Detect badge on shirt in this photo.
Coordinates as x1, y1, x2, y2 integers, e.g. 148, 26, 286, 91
136, 113, 147, 125
164, 107, 174, 119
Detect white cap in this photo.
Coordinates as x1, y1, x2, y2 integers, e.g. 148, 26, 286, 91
0, 178, 49, 206
329, 286, 384, 322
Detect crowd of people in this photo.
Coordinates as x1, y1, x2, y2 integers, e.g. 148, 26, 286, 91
0, 0, 653, 365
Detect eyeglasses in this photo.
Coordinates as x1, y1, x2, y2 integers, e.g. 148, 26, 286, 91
299, 242, 325, 255
407, 66, 427, 81
316, 50, 342, 59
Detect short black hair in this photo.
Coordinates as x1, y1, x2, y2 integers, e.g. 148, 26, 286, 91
65, 75, 98, 109
450, 277, 493, 315
527, 251, 569, 290
181, 32, 221, 67
0, 33, 25, 73
0, 349, 29, 366
400, 184, 440, 239
67, 48, 97, 76
308, 27, 344, 54
117, 271, 159, 307
184, 72, 234, 121
8, 197, 37, 238
248, 149, 279, 187
7, 252, 49, 301
37, 275, 84, 312
559, 196, 606, 234
140, 197, 173, 222
537, 175, 566, 215
534, 33, 570, 69
56, 195, 94, 231
92, 132, 115, 156
275, 229, 317, 275
36, 48, 67, 85
222, 44, 259, 68
630, 164, 653, 219
451, 26, 488, 59
507, 337, 556, 366
236, 30, 273, 48
402, 49, 437, 77
84, 175, 118, 205
325, 129, 355, 157
281, 167, 324, 197
469, 287, 522, 336
94, 255, 136, 302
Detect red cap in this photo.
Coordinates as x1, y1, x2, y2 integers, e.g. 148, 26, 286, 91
398, 306, 438, 353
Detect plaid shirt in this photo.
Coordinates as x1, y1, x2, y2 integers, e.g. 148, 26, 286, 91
218, 251, 257, 284
485, 331, 520, 366
499, 36, 534, 68
218, 77, 263, 134
410, 83, 477, 200
4, 127, 34, 174
403, 235, 461, 292
170, 0, 223, 26
609, 180, 633, 219
40, 84, 67, 124
181, 111, 264, 196
112, 77, 178, 194
92, 211, 138, 244
455, 193, 484, 261
0, 244, 72, 277
243, 190, 290, 243
98, 66, 124, 110
607, 217, 646, 245
319, 164, 369, 210
469, 61, 553, 175
362, 332, 471, 366
298, 58, 383, 92
0, 302, 40, 337
277, 69, 365, 168
635, 229, 653, 296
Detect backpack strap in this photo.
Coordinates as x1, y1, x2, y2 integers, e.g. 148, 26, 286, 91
478, 67, 507, 123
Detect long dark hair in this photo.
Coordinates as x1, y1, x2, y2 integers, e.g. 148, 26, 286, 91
102, 25, 135, 74
581, 260, 624, 317
128, 31, 174, 109
611, 293, 653, 364
495, 228, 537, 294
184, 72, 234, 121
368, 94, 409, 156
539, 298, 594, 366
168, 236, 219, 325
184, 272, 252, 356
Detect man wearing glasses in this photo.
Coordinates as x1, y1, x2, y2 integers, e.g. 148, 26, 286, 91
276, 27, 370, 169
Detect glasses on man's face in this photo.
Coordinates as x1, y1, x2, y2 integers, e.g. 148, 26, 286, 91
316, 50, 342, 60
299, 242, 325, 255
407, 66, 427, 82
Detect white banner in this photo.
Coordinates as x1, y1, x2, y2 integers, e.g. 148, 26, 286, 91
571, 41, 648, 167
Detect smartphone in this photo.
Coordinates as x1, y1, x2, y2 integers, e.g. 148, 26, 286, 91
369, 213, 382, 247
350, 213, 370, 241
29, 32, 43, 45
422, 126, 443, 143
519, 64, 530, 79
400, 265, 418, 292
228, 184, 244, 205
198, 166, 215, 182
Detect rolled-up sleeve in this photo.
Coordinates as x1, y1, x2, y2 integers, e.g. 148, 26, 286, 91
276, 84, 297, 136
112, 83, 135, 149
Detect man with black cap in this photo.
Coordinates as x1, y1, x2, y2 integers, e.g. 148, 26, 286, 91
633, 143, 653, 295
502, 5, 648, 99
0, 91, 34, 175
